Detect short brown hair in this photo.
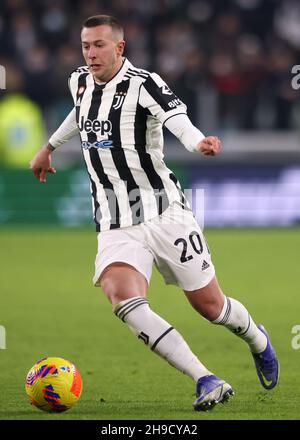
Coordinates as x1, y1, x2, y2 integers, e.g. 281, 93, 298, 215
82, 15, 124, 38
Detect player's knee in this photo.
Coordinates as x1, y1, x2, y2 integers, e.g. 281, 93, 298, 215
99, 275, 129, 304
99, 275, 116, 299
99, 265, 147, 306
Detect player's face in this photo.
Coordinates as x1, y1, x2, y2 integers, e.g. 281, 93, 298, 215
81, 25, 125, 82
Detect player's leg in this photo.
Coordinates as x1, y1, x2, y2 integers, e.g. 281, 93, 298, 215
98, 262, 213, 389
185, 276, 267, 352
94, 228, 218, 410
140, 203, 234, 410
144, 201, 278, 403
99, 262, 148, 305
185, 276, 279, 390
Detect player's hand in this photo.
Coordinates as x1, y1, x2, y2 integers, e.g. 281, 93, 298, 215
197, 136, 221, 156
29, 144, 56, 183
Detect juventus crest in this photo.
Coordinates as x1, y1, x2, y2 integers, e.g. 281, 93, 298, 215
112, 91, 127, 110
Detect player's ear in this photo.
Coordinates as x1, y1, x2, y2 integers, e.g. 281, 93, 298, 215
116, 40, 125, 56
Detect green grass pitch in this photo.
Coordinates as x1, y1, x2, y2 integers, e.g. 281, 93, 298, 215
0, 226, 299, 420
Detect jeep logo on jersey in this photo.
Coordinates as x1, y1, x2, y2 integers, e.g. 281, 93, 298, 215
112, 91, 127, 110
78, 116, 112, 135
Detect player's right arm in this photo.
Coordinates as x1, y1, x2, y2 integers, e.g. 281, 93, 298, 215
29, 143, 56, 183
30, 66, 89, 183
30, 107, 79, 183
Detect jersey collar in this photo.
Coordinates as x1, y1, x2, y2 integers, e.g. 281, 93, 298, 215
94, 58, 133, 88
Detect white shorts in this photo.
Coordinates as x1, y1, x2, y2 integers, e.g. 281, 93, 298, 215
93, 202, 215, 291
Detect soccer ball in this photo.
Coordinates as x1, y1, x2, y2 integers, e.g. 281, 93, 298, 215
25, 357, 82, 412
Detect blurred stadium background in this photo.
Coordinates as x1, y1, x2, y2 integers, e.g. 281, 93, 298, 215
1, 0, 300, 420
0, 0, 300, 227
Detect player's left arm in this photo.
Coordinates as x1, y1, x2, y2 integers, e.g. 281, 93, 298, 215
197, 136, 221, 156
164, 113, 221, 156
139, 73, 221, 157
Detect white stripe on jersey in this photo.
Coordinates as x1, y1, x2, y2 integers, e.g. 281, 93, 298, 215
86, 83, 134, 228
84, 151, 112, 231
68, 58, 189, 231
118, 80, 158, 221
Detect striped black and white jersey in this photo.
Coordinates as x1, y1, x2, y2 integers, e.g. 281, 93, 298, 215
67, 58, 192, 232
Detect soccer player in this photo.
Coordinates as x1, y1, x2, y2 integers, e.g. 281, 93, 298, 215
30, 15, 279, 411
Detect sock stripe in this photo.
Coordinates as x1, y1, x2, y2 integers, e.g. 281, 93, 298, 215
115, 297, 148, 317
115, 298, 149, 321
218, 297, 231, 325
121, 301, 149, 322
239, 314, 251, 336
151, 326, 174, 351
117, 300, 149, 321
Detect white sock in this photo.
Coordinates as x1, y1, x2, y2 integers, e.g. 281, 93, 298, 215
212, 296, 267, 353
114, 297, 211, 382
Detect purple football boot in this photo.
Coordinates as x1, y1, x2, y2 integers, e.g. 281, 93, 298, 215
193, 375, 234, 411
251, 325, 279, 390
